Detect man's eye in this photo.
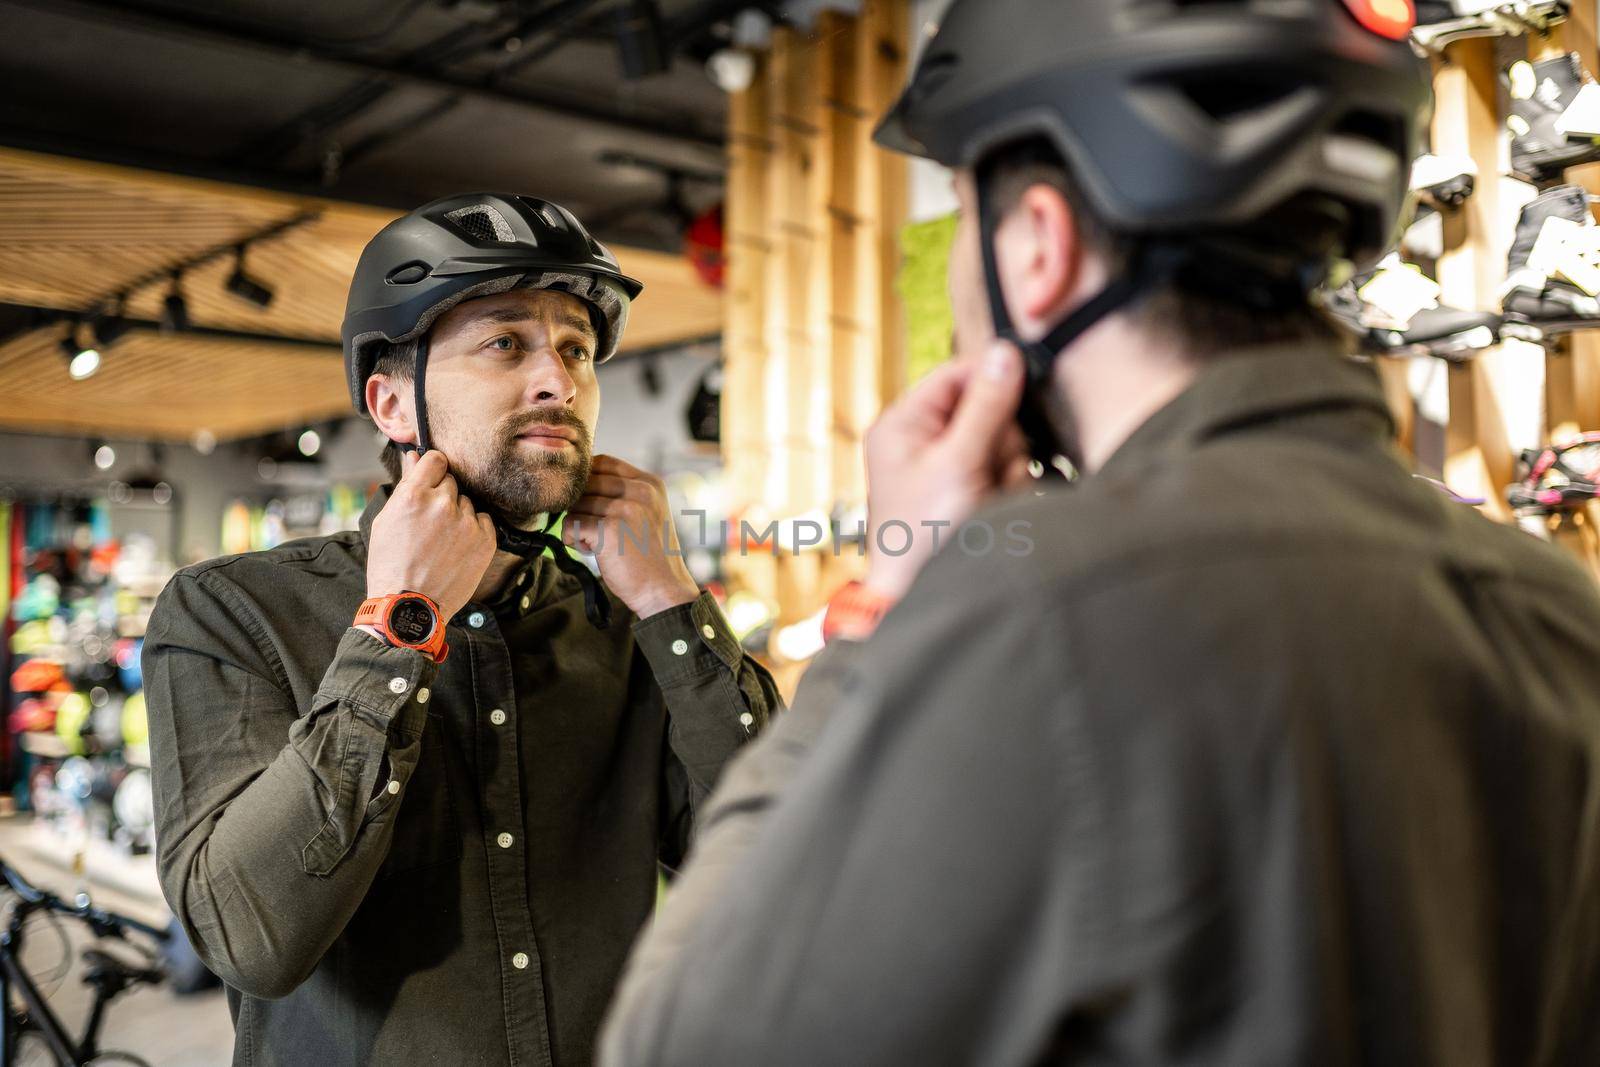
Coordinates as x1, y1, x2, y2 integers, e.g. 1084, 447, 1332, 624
487, 335, 517, 352
567, 345, 593, 362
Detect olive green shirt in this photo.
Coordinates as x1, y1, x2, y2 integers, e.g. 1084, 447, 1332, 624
604, 343, 1600, 1066
143, 487, 780, 1066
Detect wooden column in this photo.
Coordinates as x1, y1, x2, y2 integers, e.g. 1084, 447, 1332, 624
1528, 14, 1600, 563
1534, 9, 1600, 442
1434, 37, 1517, 521
721, 1, 909, 689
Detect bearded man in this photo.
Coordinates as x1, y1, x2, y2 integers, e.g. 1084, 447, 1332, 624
144, 194, 778, 1067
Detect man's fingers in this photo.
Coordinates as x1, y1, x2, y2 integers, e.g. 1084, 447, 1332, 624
580, 473, 655, 502
591, 454, 656, 483
402, 449, 450, 490
942, 341, 1026, 455
879, 359, 974, 436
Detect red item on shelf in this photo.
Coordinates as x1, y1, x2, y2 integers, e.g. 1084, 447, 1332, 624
684, 203, 726, 289
10, 659, 65, 693
7, 697, 55, 734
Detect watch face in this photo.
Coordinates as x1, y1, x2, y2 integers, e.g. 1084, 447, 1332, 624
389, 598, 436, 645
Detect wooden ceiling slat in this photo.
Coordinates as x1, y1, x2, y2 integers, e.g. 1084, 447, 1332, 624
0, 147, 722, 441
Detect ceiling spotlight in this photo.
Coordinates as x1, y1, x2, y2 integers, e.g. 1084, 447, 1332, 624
192, 428, 217, 455
61, 325, 102, 380
226, 246, 275, 309
297, 429, 322, 457
162, 274, 189, 332
707, 48, 756, 93
94, 445, 116, 470
70, 348, 102, 379
616, 0, 668, 80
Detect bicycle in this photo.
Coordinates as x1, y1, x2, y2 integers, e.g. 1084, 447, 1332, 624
0, 856, 168, 1066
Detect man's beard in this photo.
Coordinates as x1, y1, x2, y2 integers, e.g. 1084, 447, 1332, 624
445, 408, 592, 527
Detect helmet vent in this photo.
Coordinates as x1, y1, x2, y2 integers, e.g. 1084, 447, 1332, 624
446, 205, 516, 243
1175, 74, 1302, 122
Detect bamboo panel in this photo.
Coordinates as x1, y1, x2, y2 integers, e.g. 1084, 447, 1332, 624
718, 2, 910, 682
858, 0, 909, 405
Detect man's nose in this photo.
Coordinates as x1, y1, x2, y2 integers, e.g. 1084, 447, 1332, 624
525, 348, 578, 405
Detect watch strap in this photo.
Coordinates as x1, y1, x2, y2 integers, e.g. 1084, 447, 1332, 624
356, 591, 449, 664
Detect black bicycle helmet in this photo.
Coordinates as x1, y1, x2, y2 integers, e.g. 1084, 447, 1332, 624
341, 193, 643, 629
342, 192, 644, 417
874, 0, 1432, 470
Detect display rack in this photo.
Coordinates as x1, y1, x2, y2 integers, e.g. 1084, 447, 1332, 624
1417, 8, 1600, 570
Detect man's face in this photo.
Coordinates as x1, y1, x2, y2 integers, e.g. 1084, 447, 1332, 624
418, 288, 601, 526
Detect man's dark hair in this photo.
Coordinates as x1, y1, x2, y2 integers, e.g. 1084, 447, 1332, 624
370, 339, 418, 484
983, 138, 1339, 356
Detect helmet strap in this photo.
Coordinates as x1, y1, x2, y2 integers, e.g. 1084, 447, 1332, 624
394, 334, 434, 456
976, 174, 1188, 476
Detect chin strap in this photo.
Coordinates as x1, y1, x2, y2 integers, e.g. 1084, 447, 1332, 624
977, 176, 1190, 475
495, 524, 613, 630
393, 335, 611, 629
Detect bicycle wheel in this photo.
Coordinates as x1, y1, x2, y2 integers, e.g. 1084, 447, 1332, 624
10, 1032, 152, 1067
10, 1028, 61, 1067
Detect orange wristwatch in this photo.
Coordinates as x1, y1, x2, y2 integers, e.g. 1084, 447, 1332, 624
355, 591, 449, 664
821, 580, 897, 644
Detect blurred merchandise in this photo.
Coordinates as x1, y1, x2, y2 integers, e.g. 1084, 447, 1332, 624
1509, 433, 1600, 513
1506, 54, 1600, 183
2, 495, 171, 859
1500, 183, 1600, 339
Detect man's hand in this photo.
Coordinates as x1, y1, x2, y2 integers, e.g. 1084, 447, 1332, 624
366, 449, 498, 622
862, 341, 1030, 603
562, 455, 700, 620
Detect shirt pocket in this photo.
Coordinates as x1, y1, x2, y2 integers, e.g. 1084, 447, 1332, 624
369, 712, 462, 880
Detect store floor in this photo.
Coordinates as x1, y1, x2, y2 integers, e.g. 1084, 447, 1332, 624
0, 815, 235, 1065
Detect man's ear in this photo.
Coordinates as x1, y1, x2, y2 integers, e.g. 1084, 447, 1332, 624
1008, 183, 1081, 327
366, 373, 417, 447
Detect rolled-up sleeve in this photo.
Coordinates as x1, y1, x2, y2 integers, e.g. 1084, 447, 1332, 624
144, 572, 438, 999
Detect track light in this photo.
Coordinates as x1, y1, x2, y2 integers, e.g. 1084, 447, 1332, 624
616, 0, 668, 80
226, 246, 275, 309
162, 274, 189, 332
297, 429, 322, 457
59, 323, 101, 380
92, 314, 132, 348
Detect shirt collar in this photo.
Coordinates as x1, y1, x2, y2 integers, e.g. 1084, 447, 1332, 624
1096, 342, 1394, 482
358, 484, 549, 619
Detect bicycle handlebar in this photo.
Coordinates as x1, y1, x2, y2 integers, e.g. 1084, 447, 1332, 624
0, 856, 168, 944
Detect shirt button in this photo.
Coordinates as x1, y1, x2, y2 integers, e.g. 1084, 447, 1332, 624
671, 639, 688, 656
416, 687, 430, 704
520, 595, 531, 611
388, 677, 408, 694
512, 952, 529, 970
739, 712, 754, 730
387, 780, 400, 795
489, 708, 507, 726
517, 571, 529, 586
701, 624, 716, 640
468, 612, 485, 629
497, 832, 514, 849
